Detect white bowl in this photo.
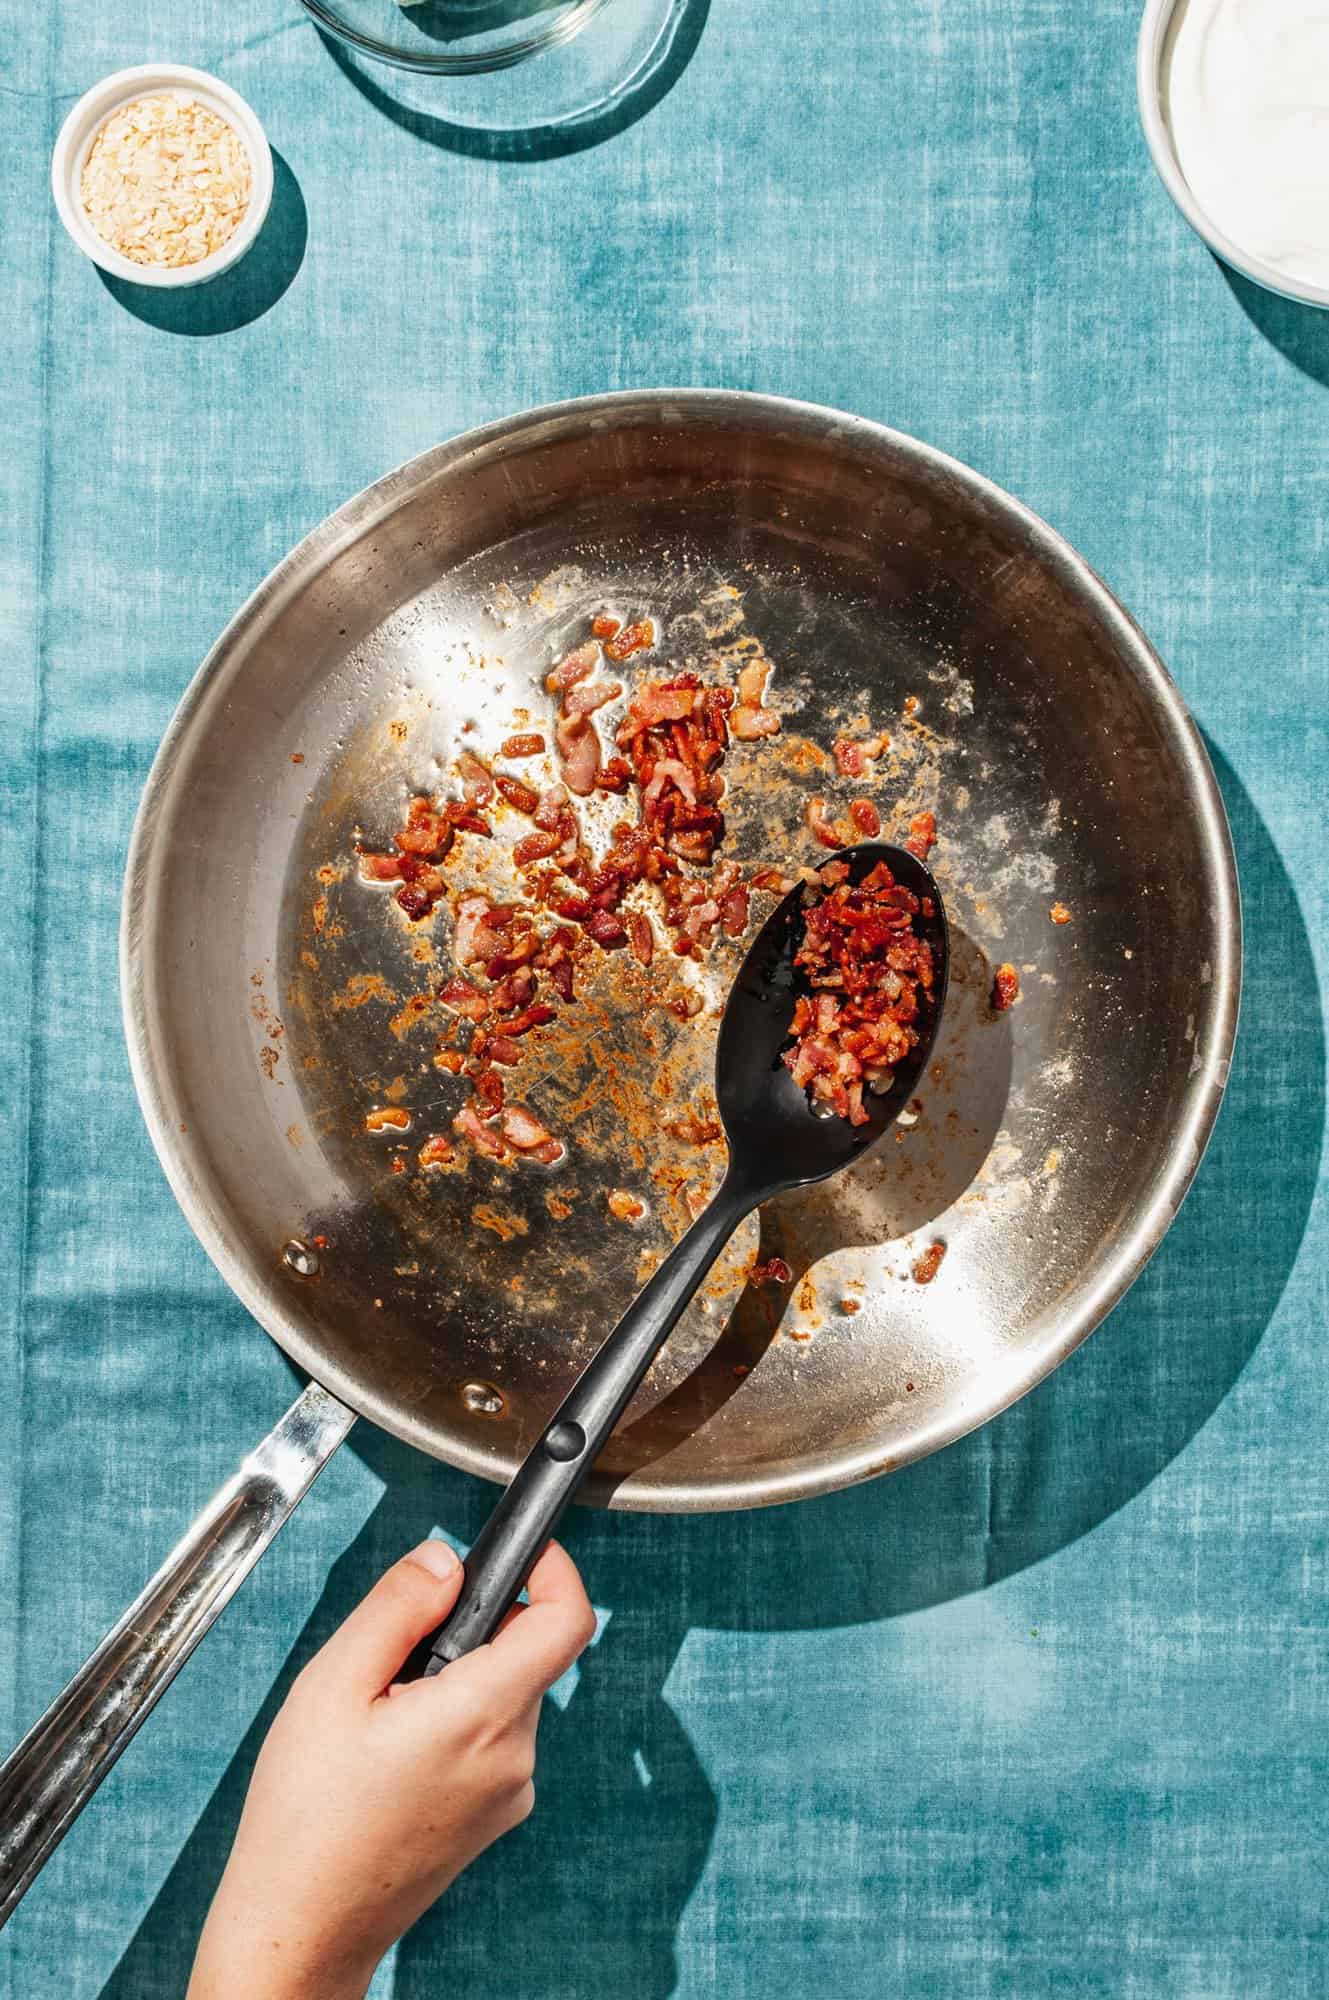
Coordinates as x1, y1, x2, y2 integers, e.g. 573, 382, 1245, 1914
51, 64, 273, 289
1137, 0, 1329, 310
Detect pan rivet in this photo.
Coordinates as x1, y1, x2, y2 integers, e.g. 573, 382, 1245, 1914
460, 1380, 505, 1417
282, 1239, 321, 1279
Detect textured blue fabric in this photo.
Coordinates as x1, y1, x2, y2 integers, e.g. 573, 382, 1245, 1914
2, 2, 1327, 1994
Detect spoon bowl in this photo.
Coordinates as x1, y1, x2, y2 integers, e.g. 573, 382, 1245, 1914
716, 841, 950, 1189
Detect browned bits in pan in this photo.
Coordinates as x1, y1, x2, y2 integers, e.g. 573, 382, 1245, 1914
495, 773, 540, 814
905, 811, 937, 860
991, 963, 1019, 1011
912, 1242, 946, 1285
603, 618, 654, 661
365, 1106, 411, 1133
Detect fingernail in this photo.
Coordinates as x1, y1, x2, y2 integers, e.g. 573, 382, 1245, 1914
411, 1537, 460, 1579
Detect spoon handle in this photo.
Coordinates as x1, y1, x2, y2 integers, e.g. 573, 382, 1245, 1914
415, 1172, 752, 1674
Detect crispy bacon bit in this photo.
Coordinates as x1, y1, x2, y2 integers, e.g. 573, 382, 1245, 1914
597, 756, 631, 793
456, 749, 494, 806
627, 910, 655, 966
806, 797, 845, 850
991, 963, 1019, 1011
365, 1107, 411, 1133
502, 1105, 559, 1154
531, 787, 566, 831
451, 895, 492, 968
621, 683, 695, 731
546, 642, 599, 694
548, 643, 617, 795
503, 1004, 556, 1036
729, 707, 781, 743
438, 976, 490, 1022
395, 882, 434, 922
433, 1045, 465, 1074
501, 733, 545, 758
849, 799, 881, 838
454, 1103, 507, 1158
592, 614, 621, 640
419, 1134, 455, 1168
719, 884, 749, 937
662, 986, 704, 1020
912, 1241, 946, 1285
359, 853, 403, 882
565, 678, 621, 720
473, 1068, 505, 1114
513, 828, 562, 866
495, 773, 540, 814
1050, 902, 1072, 926
585, 911, 628, 950
604, 619, 654, 661
390, 800, 456, 896
443, 803, 492, 838
556, 713, 603, 796
750, 865, 795, 894
833, 731, 889, 778
485, 1036, 522, 1066
731, 659, 781, 742
782, 859, 935, 1126
748, 1255, 792, 1288
396, 797, 454, 862
607, 1188, 646, 1221
530, 1138, 566, 1166
905, 811, 937, 860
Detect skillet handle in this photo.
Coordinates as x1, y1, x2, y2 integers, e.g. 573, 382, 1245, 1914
417, 1174, 752, 1676
0, 1380, 355, 1930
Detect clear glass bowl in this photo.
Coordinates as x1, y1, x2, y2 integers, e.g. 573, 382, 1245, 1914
296, 0, 611, 73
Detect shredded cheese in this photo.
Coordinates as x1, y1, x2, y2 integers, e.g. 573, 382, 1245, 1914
80, 93, 251, 269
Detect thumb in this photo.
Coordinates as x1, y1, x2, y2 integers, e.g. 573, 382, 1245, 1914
313, 1539, 463, 1698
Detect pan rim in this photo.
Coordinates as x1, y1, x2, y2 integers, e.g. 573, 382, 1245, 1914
120, 388, 1242, 1513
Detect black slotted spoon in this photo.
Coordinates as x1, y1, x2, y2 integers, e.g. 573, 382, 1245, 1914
414, 842, 950, 1673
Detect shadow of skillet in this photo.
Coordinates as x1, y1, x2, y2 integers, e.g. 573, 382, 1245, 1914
315, 0, 711, 165
1216, 257, 1329, 387
97, 151, 307, 335
101, 745, 1315, 1998
594, 917, 1013, 1484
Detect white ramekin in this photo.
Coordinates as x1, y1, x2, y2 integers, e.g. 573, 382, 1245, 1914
51, 64, 274, 289
1137, 0, 1329, 311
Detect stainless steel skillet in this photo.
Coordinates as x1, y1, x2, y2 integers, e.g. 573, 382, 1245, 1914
0, 390, 1240, 1919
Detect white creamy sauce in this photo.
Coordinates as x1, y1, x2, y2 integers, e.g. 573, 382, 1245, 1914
1165, 0, 1329, 282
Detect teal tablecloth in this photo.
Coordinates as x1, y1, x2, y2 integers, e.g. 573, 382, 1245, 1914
3, 2, 1327, 1993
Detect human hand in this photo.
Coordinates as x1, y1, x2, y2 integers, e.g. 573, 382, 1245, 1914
187, 1537, 596, 2000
